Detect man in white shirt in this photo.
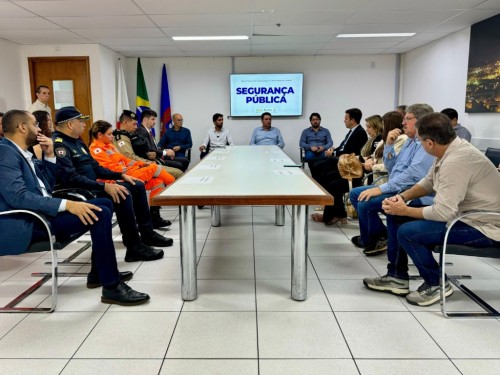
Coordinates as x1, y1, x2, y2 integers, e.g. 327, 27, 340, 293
199, 113, 234, 158
28, 85, 52, 115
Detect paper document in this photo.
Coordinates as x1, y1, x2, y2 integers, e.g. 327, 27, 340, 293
197, 164, 221, 170
178, 176, 214, 184
273, 169, 302, 176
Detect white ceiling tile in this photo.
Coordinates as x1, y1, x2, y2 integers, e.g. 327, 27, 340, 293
339, 23, 432, 34
161, 26, 251, 37
0, 2, 36, 17
349, 10, 463, 24
72, 28, 165, 38
119, 50, 186, 57
253, 25, 342, 36
252, 0, 369, 13
0, 17, 61, 29
444, 9, 499, 24
252, 11, 356, 26
251, 35, 333, 44
362, 0, 485, 11
135, 0, 253, 14
93, 37, 174, 46
474, 0, 500, 9
47, 15, 152, 29
150, 14, 252, 27
110, 45, 182, 52
175, 43, 252, 51
13, 0, 143, 16
251, 43, 324, 51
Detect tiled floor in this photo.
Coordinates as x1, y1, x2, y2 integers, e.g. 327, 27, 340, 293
1, 205, 500, 374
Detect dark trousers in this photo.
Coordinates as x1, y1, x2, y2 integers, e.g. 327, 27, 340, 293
309, 156, 339, 183
96, 181, 152, 247
31, 198, 119, 287
322, 177, 362, 222
164, 157, 189, 172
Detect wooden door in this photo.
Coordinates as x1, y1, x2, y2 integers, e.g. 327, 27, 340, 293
28, 56, 93, 145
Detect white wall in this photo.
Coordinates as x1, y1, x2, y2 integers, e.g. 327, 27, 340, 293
0, 39, 24, 111
401, 27, 499, 150
124, 55, 397, 163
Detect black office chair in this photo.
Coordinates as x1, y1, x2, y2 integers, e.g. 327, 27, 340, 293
485, 147, 500, 167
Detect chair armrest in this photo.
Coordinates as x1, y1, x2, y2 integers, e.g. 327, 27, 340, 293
0, 210, 54, 249
299, 147, 305, 168
185, 148, 192, 162
52, 188, 96, 202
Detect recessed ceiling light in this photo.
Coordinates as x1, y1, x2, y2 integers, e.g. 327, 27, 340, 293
172, 36, 249, 41
337, 33, 415, 38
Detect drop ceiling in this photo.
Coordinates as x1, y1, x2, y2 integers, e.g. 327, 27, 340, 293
0, 0, 499, 57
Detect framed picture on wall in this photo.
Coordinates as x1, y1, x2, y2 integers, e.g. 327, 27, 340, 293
465, 14, 500, 113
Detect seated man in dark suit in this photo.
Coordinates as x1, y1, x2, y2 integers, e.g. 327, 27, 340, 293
0, 109, 149, 306
134, 109, 188, 172
158, 113, 192, 163
309, 108, 368, 183
52, 106, 173, 262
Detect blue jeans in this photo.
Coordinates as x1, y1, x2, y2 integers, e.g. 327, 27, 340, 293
304, 150, 326, 162
398, 220, 495, 285
350, 185, 391, 246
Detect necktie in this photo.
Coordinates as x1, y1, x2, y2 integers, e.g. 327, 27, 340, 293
149, 129, 158, 148
338, 129, 352, 152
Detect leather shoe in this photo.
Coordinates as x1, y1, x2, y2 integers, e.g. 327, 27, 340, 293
152, 217, 171, 229
101, 282, 150, 306
87, 271, 133, 289
142, 230, 174, 247
351, 235, 364, 248
125, 243, 164, 262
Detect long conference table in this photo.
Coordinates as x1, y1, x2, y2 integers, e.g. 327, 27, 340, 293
152, 145, 333, 301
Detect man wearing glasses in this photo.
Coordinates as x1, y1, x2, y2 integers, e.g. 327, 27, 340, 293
381, 113, 500, 306
349, 104, 435, 259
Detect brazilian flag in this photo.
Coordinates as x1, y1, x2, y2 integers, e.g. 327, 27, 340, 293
136, 57, 151, 124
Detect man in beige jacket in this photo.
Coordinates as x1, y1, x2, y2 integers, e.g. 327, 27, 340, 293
366, 112, 500, 307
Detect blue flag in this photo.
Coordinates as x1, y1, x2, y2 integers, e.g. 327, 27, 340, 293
160, 64, 172, 137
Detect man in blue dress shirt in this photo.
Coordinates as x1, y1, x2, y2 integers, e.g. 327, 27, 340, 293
299, 112, 333, 163
250, 112, 285, 148
158, 113, 193, 160
350, 103, 435, 258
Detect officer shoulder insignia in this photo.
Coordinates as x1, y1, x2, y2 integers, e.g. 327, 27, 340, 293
55, 147, 67, 158
81, 147, 88, 155
118, 141, 125, 147
54, 137, 63, 143
93, 148, 102, 154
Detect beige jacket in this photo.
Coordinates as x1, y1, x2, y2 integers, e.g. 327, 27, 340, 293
419, 137, 500, 240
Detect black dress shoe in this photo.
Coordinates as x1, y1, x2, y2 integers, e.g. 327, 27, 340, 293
101, 282, 150, 306
351, 235, 364, 248
87, 271, 134, 289
152, 217, 172, 229
142, 230, 174, 247
125, 243, 164, 262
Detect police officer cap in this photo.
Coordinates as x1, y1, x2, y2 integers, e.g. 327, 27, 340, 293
55, 106, 90, 124
122, 110, 137, 119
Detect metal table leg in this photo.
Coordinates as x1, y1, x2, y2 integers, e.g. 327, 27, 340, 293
275, 205, 285, 226
291, 205, 308, 301
211, 206, 221, 227
179, 205, 197, 301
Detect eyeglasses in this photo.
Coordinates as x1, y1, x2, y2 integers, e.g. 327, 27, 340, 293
403, 116, 417, 122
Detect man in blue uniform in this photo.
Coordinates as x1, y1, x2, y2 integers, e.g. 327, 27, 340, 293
52, 106, 173, 262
